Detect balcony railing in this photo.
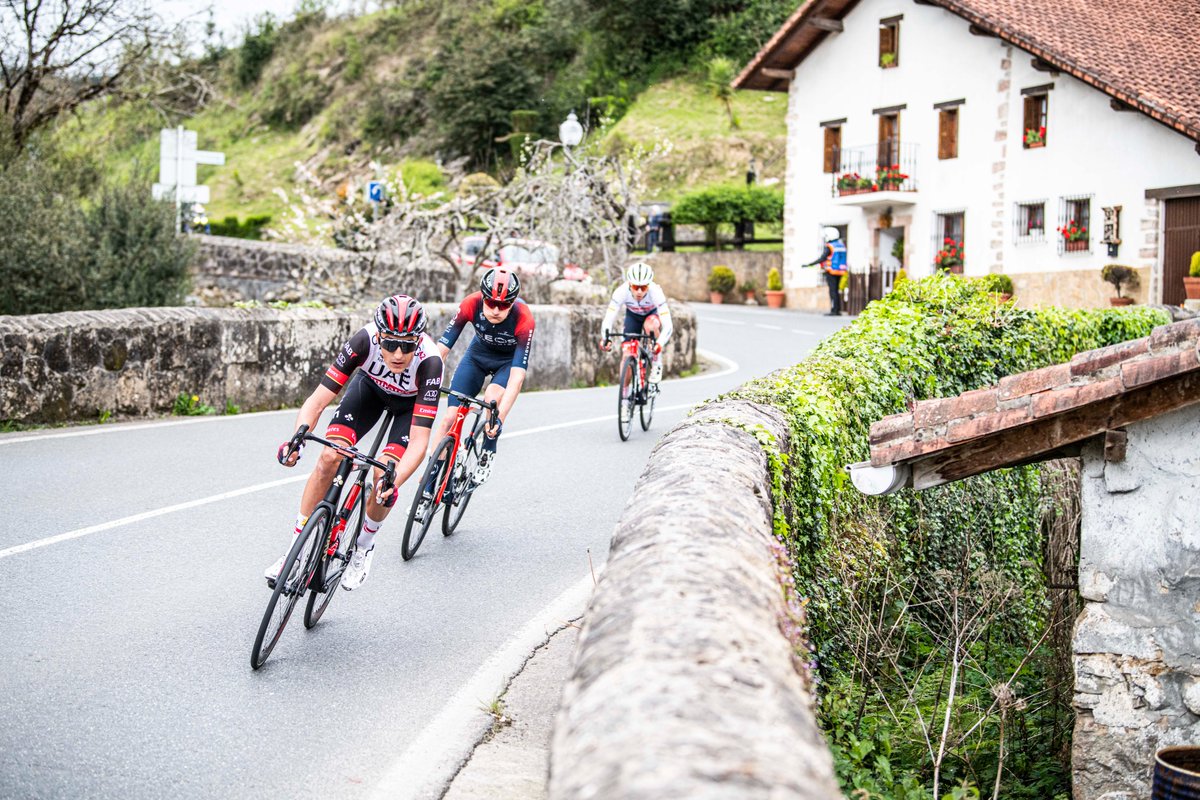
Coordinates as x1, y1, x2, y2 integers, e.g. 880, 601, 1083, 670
831, 141, 919, 196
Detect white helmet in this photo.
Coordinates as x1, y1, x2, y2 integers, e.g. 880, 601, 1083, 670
822, 226, 841, 243
625, 262, 654, 285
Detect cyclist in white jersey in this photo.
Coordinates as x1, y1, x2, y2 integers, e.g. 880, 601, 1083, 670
599, 262, 673, 383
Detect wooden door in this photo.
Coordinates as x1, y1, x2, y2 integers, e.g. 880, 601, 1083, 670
877, 114, 899, 167
1162, 196, 1200, 305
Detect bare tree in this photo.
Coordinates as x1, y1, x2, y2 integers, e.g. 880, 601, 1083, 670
0, 0, 177, 150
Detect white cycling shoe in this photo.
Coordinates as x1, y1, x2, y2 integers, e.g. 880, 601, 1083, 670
341, 547, 374, 591
473, 452, 494, 485
264, 553, 287, 586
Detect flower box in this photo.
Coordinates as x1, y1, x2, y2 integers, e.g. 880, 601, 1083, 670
1064, 239, 1088, 252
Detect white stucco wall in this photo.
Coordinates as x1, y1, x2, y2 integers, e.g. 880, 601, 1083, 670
780, 0, 1200, 295
1073, 403, 1200, 800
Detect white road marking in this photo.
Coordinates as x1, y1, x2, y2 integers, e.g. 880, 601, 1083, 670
370, 574, 594, 800
704, 318, 746, 326
0, 404, 697, 561
755, 324, 782, 330
0, 407, 294, 446
0, 474, 310, 560
792, 328, 818, 335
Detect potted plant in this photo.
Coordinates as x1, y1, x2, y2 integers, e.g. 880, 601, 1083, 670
1058, 220, 1088, 252
764, 267, 785, 308
708, 265, 736, 304
740, 279, 758, 304
1185, 251, 1200, 301
836, 173, 863, 196
934, 238, 964, 273
876, 164, 909, 191
856, 176, 877, 193
1101, 264, 1139, 306
880, 51, 897, 68
1024, 126, 1046, 148
982, 273, 1014, 302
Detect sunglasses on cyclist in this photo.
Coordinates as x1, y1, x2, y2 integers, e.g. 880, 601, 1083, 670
630, 283, 649, 292
379, 336, 420, 353
483, 296, 514, 311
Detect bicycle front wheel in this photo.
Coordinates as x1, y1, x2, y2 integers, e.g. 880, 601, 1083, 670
252, 507, 329, 669
402, 437, 454, 560
617, 357, 636, 441
640, 360, 656, 431
443, 433, 480, 536
304, 478, 367, 629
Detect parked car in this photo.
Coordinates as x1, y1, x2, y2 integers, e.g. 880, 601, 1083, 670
455, 235, 589, 281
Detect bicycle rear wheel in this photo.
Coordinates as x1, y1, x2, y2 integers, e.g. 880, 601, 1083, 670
639, 359, 656, 431
304, 477, 366, 629
402, 437, 454, 560
443, 433, 480, 536
617, 357, 636, 441
252, 507, 329, 669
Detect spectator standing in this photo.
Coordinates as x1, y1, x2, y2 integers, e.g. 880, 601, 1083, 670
802, 226, 847, 315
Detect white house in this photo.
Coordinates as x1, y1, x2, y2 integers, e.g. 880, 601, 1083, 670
735, 0, 1200, 311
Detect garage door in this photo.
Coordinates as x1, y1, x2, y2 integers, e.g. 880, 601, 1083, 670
1163, 196, 1200, 305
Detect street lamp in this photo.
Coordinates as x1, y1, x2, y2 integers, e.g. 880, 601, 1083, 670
559, 111, 583, 147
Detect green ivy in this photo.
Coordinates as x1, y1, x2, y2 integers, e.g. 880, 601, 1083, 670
724, 273, 1168, 796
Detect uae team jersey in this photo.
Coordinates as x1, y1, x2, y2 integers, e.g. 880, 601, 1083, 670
437, 293, 536, 371
320, 323, 443, 421
601, 282, 674, 344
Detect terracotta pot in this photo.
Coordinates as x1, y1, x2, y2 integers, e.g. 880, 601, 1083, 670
1064, 238, 1088, 252
743, 292, 757, 304
1109, 296, 1135, 306
1026, 140, 1045, 149
764, 290, 785, 309
1184, 276, 1200, 300
709, 291, 725, 304
838, 187, 860, 196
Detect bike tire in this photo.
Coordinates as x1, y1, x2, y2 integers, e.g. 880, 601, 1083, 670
640, 358, 656, 431
442, 433, 480, 536
252, 507, 329, 669
304, 477, 367, 629
617, 357, 636, 441
402, 437, 454, 560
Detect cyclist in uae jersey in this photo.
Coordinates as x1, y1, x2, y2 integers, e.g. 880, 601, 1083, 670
267, 295, 443, 591
599, 261, 674, 384
433, 268, 534, 484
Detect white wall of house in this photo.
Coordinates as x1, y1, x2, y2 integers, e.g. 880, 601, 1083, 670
780, 0, 1200, 297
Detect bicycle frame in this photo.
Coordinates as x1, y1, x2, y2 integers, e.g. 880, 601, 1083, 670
606, 332, 655, 397
431, 387, 497, 505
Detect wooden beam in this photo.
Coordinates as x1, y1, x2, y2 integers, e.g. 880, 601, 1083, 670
760, 68, 795, 81
908, 370, 1200, 490
1110, 98, 1134, 112
968, 24, 996, 37
1031, 57, 1061, 75
807, 16, 843, 32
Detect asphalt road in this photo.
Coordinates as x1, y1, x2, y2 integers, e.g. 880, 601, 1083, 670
0, 303, 849, 800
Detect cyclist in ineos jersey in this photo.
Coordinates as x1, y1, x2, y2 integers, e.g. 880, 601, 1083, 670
267, 295, 443, 590
433, 268, 534, 484
599, 261, 673, 384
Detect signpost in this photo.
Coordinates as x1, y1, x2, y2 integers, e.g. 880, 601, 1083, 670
153, 127, 225, 230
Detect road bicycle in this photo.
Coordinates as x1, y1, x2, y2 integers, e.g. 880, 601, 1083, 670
251, 419, 396, 670
605, 331, 659, 441
400, 387, 499, 560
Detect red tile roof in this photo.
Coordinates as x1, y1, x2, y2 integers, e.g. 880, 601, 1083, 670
736, 0, 1200, 144
868, 318, 1200, 472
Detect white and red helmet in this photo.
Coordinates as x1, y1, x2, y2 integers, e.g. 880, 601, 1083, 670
374, 294, 427, 336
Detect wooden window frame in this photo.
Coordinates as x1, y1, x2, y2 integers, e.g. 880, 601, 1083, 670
1022, 93, 1048, 149
823, 125, 842, 173
934, 211, 966, 273
1058, 195, 1091, 254
879, 19, 899, 68
938, 108, 959, 160
877, 112, 900, 168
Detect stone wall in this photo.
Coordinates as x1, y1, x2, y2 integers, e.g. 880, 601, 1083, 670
0, 303, 695, 423
549, 400, 840, 800
189, 235, 461, 305
642, 251, 785, 303
1073, 404, 1200, 799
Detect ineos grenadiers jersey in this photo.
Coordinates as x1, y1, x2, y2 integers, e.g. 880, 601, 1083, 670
437, 293, 536, 371
601, 281, 673, 345
320, 324, 443, 423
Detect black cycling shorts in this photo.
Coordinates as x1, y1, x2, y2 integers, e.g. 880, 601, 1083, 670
326, 372, 418, 460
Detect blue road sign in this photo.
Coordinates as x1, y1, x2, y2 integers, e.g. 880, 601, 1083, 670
368, 181, 385, 203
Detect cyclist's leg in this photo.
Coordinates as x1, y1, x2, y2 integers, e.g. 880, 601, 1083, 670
434, 349, 489, 448
643, 313, 663, 383
480, 362, 510, 455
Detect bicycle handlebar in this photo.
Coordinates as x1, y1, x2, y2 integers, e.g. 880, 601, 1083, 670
439, 386, 498, 413
295, 426, 396, 484
603, 331, 656, 340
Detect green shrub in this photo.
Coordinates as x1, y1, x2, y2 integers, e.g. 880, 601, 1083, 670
1190, 251, 1200, 278
237, 14, 279, 87
707, 265, 735, 294
209, 215, 272, 239
767, 267, 783, 291
396, 159, 446, 198
672, 184, 785, 226
725, 274, 1168, 797
978, 273, 1014, 296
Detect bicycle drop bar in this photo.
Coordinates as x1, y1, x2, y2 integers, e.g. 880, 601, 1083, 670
438, 386, 498, 412
299, 429, 396, 476
604, 332, 655, 340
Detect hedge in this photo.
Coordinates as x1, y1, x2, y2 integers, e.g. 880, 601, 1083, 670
723, 274, 1169, 798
